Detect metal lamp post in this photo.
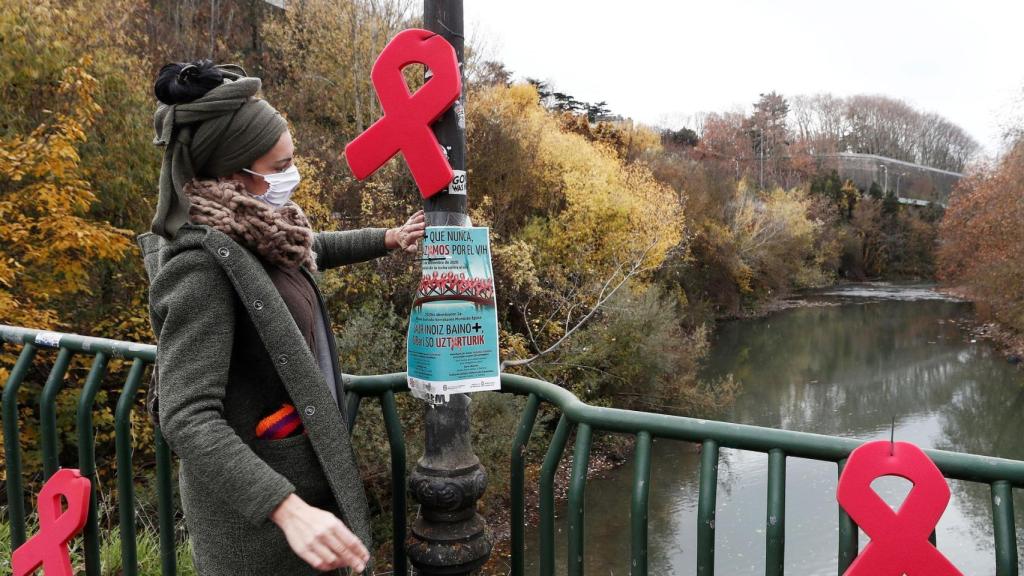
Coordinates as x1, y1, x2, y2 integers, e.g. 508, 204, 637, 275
405, 1, 493, 574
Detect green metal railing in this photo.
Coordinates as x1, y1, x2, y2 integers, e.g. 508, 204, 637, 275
3, 324, 1023, 575
348, 372, 1024, 576
1, 325, 169, 576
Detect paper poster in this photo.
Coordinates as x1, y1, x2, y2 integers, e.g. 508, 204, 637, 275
407, 226, 500, 403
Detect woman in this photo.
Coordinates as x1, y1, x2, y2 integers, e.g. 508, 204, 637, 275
137, 60, 423, 575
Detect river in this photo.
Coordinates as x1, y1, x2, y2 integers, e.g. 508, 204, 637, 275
525, 283, 1024, 575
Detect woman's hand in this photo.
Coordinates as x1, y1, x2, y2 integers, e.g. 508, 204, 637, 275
270, 493, 370, 573
385, 209, 426, 254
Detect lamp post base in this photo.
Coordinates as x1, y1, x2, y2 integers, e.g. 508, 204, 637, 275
407, 394, 493, 575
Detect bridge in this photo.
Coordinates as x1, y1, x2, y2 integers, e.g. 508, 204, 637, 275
2, 324, 1021, 575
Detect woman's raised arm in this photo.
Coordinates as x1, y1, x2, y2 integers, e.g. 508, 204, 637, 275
312, 228, 389, 271
313, 210, 426, 270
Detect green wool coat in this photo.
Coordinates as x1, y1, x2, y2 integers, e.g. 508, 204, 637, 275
137, 222, 389, 575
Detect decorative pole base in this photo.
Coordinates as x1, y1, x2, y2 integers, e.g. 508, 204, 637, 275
406, 396, 492, 575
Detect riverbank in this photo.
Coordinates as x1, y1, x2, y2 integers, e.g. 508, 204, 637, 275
726, 279, 963, 321
939, 286, 1024, 368
720, 296, 841, 320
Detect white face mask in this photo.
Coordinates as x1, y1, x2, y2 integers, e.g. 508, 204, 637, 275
244, 164, 301, 206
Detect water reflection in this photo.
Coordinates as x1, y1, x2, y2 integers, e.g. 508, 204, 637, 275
524, 284, 1024, 575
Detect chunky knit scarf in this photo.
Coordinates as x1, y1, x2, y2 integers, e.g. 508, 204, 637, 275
183, 178, 318, 271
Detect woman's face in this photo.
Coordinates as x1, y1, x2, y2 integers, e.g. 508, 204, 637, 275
232, 130, 295, 196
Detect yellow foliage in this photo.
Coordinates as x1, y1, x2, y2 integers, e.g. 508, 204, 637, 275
261, 0, 412, 143
593, 119, 663, 161
508, 91, 681, 284
468, 83, 684, 346
291, 153, 333, 227
0, 61, 132, 329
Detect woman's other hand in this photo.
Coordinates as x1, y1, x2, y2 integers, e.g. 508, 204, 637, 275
385, 209, 426, 254
270, 493, 370, 573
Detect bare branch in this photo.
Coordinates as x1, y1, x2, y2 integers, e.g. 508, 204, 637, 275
501, 239, 659, 371
514, 297, 541, 354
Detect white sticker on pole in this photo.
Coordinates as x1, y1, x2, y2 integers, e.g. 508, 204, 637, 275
448, 170, 467, 195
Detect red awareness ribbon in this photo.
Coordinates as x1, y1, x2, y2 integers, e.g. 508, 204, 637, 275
12, 468, 92, 576
344, 28, 461, 198
836, 440, 962, 576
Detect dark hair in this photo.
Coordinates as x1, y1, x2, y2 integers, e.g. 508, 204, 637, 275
154, 59, 225, 105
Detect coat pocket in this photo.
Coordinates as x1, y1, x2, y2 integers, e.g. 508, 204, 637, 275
250, 433, 333, 505
252, 431, 309, 450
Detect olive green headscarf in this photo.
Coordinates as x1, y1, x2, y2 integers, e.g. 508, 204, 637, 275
152, 65, 288, 239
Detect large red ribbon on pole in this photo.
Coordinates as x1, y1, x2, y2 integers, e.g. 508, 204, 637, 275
837, 440, 962, 576
12, 468, 91, 576
344, 28, 461, 198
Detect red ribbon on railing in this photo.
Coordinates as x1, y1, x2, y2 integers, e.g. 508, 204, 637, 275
12, 468, 91, 576
836, 440, 962, 576
344, 28, 461, 198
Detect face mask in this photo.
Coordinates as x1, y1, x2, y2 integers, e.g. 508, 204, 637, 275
244, 164, 300, 206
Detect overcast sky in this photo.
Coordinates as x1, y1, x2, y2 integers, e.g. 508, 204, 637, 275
465, 0, 1024, 158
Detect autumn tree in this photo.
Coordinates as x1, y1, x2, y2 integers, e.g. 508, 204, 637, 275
0, 62, 133, 332
465, 84, 688, 388
939, 139, 1024, 331
0, 0, 138, 489
0, 0, 143, 334
693, 111, 749, 181
663, 127, 699, 149
472, 60, 513, 88
745, 92, 791, 189
789, 93, 979, 172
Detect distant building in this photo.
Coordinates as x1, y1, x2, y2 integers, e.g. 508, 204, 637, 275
816, 153, 961, 207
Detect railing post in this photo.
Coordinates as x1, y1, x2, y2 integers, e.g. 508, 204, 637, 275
40, 347, 74, 479
77, 352, 110, 576
115, 358, 147, 576
765, 449, 786, 576
540, 416, 573, 576
697, 439, 719, 575
511, 394, 540, 576
991, 481, 1018, 576
2, 343, 38, 549
837, 458, 858, 573
631, 432, 653, 576
567, 423, 593, 576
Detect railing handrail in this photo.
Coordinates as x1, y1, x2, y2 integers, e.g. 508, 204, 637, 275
347, 371, 1024, 487
1, 324, 157, 361
3, 324, 1020, 576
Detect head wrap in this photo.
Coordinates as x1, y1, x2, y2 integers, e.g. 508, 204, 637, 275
151, 65, 288, 239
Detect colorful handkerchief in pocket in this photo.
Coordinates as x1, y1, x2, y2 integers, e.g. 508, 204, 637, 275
255, 403, 305, 440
